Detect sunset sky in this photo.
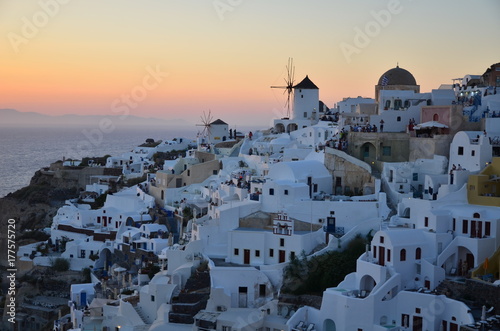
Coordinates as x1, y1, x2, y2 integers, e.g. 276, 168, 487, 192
1, 0, 500, 127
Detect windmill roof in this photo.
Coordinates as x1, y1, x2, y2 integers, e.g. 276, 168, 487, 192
211, 119, 227, 125
293, 75, 319, 89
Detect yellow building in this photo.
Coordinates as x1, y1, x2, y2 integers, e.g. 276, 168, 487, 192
467, 157, 500, 207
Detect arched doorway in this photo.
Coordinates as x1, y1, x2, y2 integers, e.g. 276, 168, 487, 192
275, 123, 285, 133
360, 142, 376, 163
323, 318, 337, 331
95, 248, 113, 270
287, 123, 298, 133
458, 246, 475, 276
360, 274, 377, 293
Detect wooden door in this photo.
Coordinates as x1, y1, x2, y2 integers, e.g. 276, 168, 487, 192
379, 246, 385, 266
244, 249, 250, 264
279, 250, 286, 263
412, 316, 423, 331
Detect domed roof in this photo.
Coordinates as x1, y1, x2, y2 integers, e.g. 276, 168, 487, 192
378, 65, 417, 86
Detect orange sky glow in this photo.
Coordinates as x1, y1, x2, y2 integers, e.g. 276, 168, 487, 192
1, 0, 500, 127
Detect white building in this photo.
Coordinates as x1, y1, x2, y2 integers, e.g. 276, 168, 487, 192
261, 160, 333, 212
448, 131, 491, 173
274, 75, 322, 133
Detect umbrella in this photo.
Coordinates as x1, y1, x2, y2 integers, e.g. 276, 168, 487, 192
415, 121, 449, 129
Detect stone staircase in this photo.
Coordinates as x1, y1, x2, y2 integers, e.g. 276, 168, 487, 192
134, 304, 149, 324
168, 270, 210, 324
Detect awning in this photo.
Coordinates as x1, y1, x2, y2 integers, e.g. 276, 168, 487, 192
415, 121, 448, 129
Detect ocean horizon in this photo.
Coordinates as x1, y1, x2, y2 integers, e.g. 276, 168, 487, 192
0, 124, 262, 198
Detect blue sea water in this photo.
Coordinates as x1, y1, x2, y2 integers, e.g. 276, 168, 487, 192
0, 125, 198, 198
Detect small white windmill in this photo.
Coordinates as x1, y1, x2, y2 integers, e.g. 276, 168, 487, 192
196, 110, 214, 149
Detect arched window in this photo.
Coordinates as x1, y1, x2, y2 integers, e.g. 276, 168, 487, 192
385, 100, 391, 109
433, 114, 439, 121
404, 100, 410, 108
415, 247, 422, 260
400, 249, 406, 261
473, 212, 480, 218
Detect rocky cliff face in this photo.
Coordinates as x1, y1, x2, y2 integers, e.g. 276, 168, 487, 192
0, 166, 79, 266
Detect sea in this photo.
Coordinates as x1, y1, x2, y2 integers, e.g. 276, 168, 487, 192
0, 125, 200, 198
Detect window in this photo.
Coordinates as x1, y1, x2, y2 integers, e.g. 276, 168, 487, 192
413, 173, 418, 181
400, 249, 406, 261
485, 222, 491, 236
234, 248, 239, 255
394, 99, 402, 110
151, 295, 155, 302
382, 146, 391, 156
187, 170, 190, 176
259, 284, 266, 297
471, 150, 475, 156
380, 236, 384, 243
313, 184, 318, 193
415, 247, 422, 260
269, 249, 274, 257
304, 112, 307, 118
415, 307, 421, 314
213, 170, 218, 175
373, 245, 377, 258
255, 250, 260, 257
458, 146, 464, 155
280, 238, 285, 247
424, 217, 429, 227
397, 116, 401, 122
290, 251, 296, 260
401, 314, 410, 327
385, 100, 391, 109
222, 326, 232, 331
284, 189, 288, 195
80, 250, 86, 258
269, 188, 274, 195
463, 219, 468, 234
473, 212, 480, 218
387, 249, 391, 262
452, 218, 456, 231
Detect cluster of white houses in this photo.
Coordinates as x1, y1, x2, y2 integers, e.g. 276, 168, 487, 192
12, 62, 500, 331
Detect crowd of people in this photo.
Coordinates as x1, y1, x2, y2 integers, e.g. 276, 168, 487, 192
349, 124, 378, 133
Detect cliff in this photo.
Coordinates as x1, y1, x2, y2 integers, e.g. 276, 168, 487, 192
0, 164, 80, 266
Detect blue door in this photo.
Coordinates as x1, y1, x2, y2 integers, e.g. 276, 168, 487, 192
80, 291, 87, 307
